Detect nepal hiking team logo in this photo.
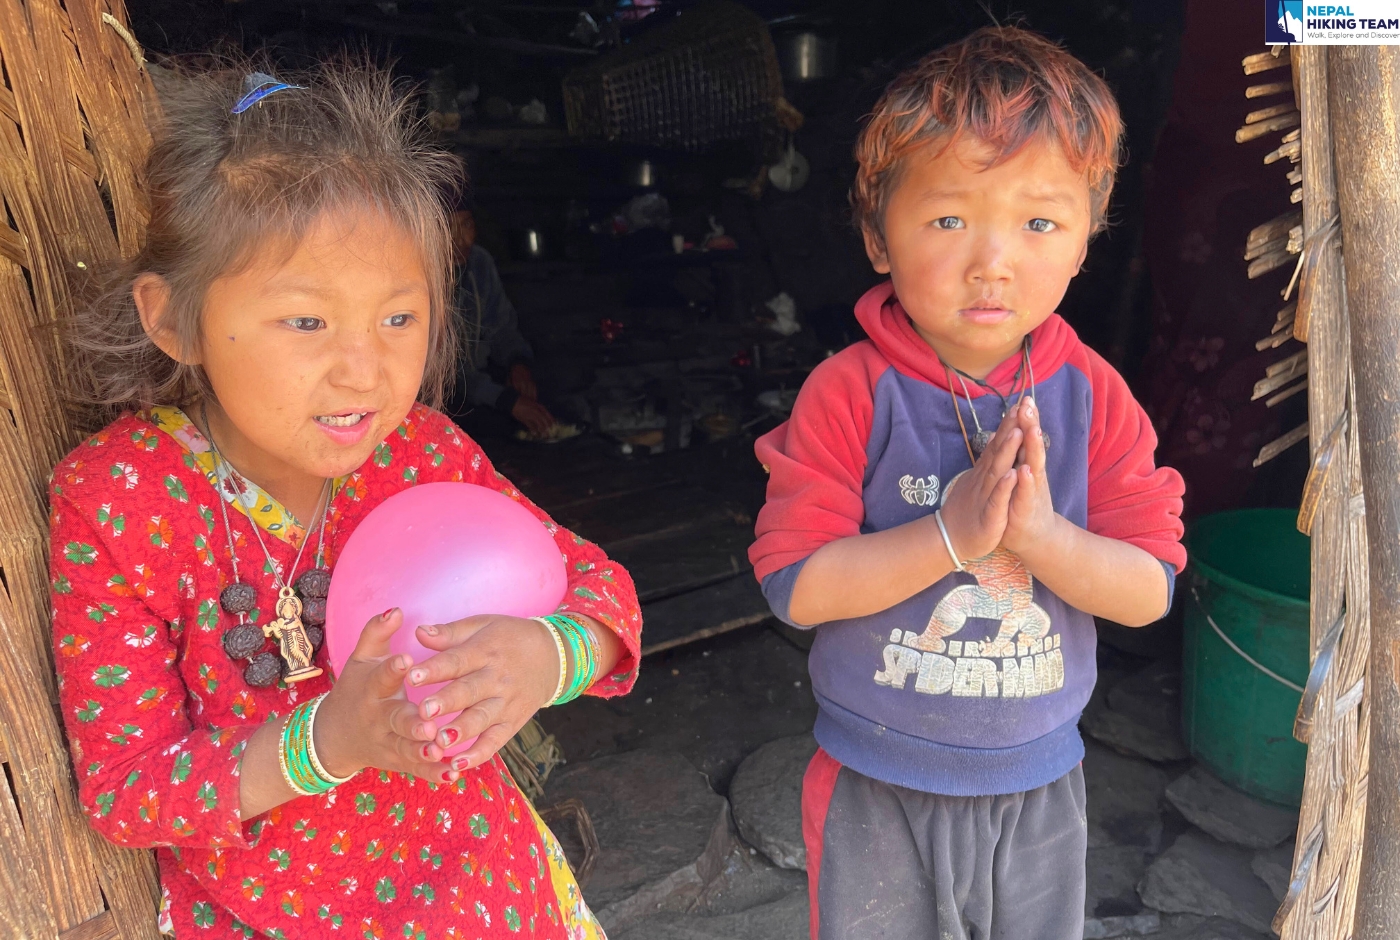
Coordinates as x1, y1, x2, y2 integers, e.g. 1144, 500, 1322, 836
1269, 4, 1400, 42
1267, 0, 1304, 43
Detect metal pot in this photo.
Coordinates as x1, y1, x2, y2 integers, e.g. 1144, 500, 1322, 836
625, 158, 660, 189
768, 141, 810, 193
777, 31, 836, 83
515, 227, 548, 260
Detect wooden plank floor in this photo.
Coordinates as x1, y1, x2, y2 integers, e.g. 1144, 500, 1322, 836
488, 434, 773, 652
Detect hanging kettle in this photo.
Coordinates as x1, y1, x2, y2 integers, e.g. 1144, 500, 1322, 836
768, 139, 810, 193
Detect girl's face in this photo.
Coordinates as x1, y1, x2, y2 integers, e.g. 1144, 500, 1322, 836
140, 207, 433, 504
864, 135, 1092, 378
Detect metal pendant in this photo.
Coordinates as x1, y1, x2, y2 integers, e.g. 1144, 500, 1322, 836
263, 586, 323, 683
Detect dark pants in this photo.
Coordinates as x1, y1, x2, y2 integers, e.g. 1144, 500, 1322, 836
802, 749, 1087, 940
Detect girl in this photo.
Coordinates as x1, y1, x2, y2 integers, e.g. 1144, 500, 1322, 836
50, 61, 640, 939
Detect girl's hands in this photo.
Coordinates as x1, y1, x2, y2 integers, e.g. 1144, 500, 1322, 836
938, 405, 1022, 564
403, 615, 562, 774
313, 609, 462, 785
1001, 397, 1061, 558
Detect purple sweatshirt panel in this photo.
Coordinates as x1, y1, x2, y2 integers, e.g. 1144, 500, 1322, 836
762, 362, 1098, 795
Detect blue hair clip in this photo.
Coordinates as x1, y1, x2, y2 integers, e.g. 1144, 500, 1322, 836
231, 71, 304, 114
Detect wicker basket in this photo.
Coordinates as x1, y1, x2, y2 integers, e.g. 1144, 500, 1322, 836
501, 717, 564, 803
562, 0, 784, 153
0, 2, 161, 938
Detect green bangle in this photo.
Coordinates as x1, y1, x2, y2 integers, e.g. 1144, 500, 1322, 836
280, 697, 341, 796
562, 614, 600, 686
288, 705, 323, 794
279, 704, 317, 796
533, 618, 570, 706
539, 615, 580, 704
568, 616, 600, 693
292, 714, 324, 792
558, 625, 589, 704
545, 614, 598, 704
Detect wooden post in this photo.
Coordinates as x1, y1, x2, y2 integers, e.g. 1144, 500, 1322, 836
1330, 44, 1400, 940
1277, 45, 1370, 940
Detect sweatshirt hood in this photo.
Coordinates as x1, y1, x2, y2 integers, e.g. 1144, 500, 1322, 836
853, 280, 1078, 396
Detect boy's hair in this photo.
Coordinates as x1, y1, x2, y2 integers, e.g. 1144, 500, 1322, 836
71, 56, 461, 418
852, 26, 1123, 247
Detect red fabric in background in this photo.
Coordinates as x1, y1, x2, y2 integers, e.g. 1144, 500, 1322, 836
1139, 0, 1298, 518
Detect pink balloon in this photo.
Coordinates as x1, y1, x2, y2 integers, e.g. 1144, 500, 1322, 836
325, 482, 567, 756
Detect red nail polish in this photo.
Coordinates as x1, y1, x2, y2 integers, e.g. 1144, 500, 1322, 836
383, 607, 397, 619
422, 743, 435, 760
441, 770, 456, 783
440, 728, 459, 747
423, 700, 441, 719
452, 755, 471, 771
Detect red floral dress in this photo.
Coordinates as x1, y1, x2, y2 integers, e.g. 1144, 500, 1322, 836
49, 404, 642, 939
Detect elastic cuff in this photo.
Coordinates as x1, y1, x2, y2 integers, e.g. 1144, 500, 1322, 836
494, 386, 521, 413
1161, 560, 1177, 617
760, 559, 811, 628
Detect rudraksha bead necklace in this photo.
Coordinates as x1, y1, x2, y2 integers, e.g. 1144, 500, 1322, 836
203, 405, 333, 687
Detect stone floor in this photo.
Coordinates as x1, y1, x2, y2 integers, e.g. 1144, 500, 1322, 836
535, 623, 1299, 939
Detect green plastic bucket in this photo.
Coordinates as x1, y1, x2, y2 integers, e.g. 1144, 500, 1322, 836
1182, 509, 1310, 808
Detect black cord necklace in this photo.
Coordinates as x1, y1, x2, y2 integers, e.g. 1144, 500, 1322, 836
943, 337, 1050, 460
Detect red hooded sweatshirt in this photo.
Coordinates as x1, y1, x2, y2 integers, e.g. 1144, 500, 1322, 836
749, 282, 1185, 796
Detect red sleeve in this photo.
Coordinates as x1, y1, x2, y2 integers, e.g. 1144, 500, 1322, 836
749, 344, 886, 582
49, 494, 257, 851
1079, 347, 1187, 572
451, 428, 643, 697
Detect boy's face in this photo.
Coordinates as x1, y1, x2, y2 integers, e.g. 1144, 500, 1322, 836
864, 135, 1092, 378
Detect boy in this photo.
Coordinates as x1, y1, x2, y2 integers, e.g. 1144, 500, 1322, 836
749, 26, 1186, 940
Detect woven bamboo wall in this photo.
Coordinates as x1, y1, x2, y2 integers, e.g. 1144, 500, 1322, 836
0, 2, 162, 937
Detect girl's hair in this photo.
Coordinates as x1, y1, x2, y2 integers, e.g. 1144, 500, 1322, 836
70, 56, 461, 418
851, 26, 1123, 246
